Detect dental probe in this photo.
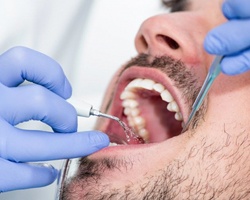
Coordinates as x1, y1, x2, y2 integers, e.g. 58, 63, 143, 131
67, 97, 122, 123
182, 55, 223, 132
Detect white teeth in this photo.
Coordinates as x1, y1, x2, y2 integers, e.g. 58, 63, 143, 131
125, 78, 156, 91
124, 107, 140, 117
138, 129, 149, 141
130, 108, 140, 117
139, 79, 155, 90
120, 90, 136, 100
133, 116, 145, 130
125, 78, 143, 90
160, 90, 174, 102
120, 78, 183, 143
109, 142, 118, 146
128, 116, 135, 127
122, 99, 138, 108
124, 107, 130, 115
167, 101, 180, 112
153, 83, 165, 93
175, 112, 183, 121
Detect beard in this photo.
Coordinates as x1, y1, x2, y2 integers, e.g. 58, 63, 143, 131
60, 54, 250, 200
61, 129, 250, 200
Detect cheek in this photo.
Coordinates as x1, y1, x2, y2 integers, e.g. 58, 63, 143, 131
218, 72, 250, 92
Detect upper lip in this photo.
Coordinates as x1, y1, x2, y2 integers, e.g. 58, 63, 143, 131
95, 55, 197, 145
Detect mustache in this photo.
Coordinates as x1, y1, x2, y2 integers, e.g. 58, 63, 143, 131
124, 54, 196, 107
123, 53, 206, 130
61, 55, 209, 199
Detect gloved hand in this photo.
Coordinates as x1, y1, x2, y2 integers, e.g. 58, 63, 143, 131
0, 46, 109, 192
204, 0, 250, 75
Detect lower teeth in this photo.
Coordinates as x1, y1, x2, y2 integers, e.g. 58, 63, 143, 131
118, 120, 145, 144
109, 142, 118, 146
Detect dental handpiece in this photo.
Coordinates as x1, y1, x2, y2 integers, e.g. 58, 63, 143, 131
67, 97, 121, 123
67, 97, 145, 144
55, 98, 122, 200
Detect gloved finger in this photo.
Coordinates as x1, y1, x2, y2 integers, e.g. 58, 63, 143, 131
0, 46, 71, 99
0, 158, 58, 192
204, 19, 250, 55
222, 0, 250, 19
220, 48, 250, 75
0, 122, 109, 162
0, 84, 77, 132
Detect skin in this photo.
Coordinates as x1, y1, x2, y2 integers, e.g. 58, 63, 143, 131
62, 0, 250, 199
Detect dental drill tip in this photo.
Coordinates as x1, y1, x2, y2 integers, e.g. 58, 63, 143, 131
67, 97, 122, 122
90, 109, 120, 122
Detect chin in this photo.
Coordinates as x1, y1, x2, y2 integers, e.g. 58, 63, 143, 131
62, 55, 250, 200
60, 55, 201, 200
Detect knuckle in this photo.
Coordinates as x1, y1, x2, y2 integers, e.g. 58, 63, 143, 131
29, 85, 50, 109
51, 64, 66, 86
0, 126, 13, 161
241, 51, 250, 68
6, 46, 30, 64
0, 85, 10, 115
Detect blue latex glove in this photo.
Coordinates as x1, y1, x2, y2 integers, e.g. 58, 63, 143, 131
0, 47, 109, 192
204, 0, 250, 75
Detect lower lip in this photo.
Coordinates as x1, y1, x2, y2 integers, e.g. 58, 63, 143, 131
92, 142, 155, 157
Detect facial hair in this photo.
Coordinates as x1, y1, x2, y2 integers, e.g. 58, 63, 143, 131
60, 54, 250, 200
123, 53, 206, 129
62, 131, 250, 200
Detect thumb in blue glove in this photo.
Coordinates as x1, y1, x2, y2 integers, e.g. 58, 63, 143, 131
204, 0, 250, 75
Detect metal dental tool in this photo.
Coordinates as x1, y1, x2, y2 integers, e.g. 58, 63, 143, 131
182, 55, 223, 132
67, 97, 121, 124
55, 98, 126, 200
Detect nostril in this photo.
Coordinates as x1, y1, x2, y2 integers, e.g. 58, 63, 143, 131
157, 34, 180, 50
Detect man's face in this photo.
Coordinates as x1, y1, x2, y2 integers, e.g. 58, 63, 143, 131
63, 0, 250, 199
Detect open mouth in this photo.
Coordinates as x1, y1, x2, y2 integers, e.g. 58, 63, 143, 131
96, 67, 195, 148
95, 54, 198, 147
119, 77, 183, 143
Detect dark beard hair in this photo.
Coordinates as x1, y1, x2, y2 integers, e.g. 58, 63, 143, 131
61, 54, 213, 200
61, 156, 191, 200
61, 128, 250, 200
124, 53, 206, 129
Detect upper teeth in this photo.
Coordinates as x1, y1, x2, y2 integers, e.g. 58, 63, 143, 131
120, 78, 183, 142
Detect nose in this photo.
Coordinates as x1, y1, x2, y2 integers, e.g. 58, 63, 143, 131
135, 13, 207, 62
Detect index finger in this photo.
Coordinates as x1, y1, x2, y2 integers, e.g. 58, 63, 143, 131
0, 46, 71, 99
0, 121, 109, 162
223, 0, 250, 19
